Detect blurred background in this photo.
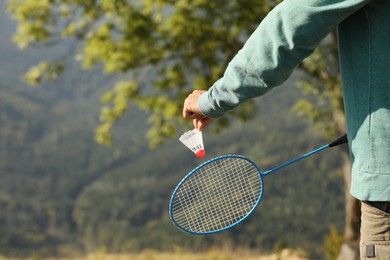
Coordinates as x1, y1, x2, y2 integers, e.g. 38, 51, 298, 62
1, 0, 353, 259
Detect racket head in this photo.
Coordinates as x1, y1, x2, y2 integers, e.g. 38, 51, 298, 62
169, 155, 264, 234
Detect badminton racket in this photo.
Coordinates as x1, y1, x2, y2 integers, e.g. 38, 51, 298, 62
169, 134, 348, 234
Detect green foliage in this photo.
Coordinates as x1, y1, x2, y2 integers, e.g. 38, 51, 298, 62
323, 226, 344, 260
96, 80, 139, 145
7, 0, 53, 48
273, 239, 288, 254
7, 0, 277, 146
24, 61, 65, 85
294, 35, 345, 138
8, 0, 347, 146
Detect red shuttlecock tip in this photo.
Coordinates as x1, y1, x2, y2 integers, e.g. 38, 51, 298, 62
195, 149, 206, 158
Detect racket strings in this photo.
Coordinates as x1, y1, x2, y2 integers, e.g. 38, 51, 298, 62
173, 160, 260, 232
171, 158, 262, 233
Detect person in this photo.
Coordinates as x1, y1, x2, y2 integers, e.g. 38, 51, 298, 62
182, 0, 390, 259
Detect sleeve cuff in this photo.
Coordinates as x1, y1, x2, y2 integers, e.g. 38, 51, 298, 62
198, 91, 227, 119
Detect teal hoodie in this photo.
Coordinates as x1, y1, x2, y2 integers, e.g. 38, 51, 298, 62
198, 0, 390, 201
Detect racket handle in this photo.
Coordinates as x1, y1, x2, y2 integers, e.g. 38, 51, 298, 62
328, 133, 348, 148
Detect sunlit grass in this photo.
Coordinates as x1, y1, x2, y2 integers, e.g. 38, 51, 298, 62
0, 248, 308, 260
75, 249, 307, 260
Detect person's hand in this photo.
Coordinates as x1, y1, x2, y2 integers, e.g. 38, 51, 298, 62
183, 90, 214, 131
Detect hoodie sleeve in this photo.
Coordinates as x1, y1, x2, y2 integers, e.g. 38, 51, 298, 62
198, 0, 372, 118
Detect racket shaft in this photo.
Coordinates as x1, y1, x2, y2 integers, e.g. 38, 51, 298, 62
262, 144, 329, 175
263, 134, 347, 175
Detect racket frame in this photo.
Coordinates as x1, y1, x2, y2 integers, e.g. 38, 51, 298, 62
169, 155, 264, 235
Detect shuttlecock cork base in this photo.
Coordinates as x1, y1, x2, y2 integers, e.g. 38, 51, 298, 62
195, 149, 206, 158
179, 129, 206, 158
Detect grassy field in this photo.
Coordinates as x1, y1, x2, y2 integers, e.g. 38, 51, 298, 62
0, 249, 308, 260
49, 249, 308, 260
0, 248, 309, 260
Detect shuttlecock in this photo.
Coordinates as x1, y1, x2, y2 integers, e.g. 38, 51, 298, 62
179, 128, 206, 158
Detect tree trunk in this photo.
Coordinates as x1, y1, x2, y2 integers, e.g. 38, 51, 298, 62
338, 147, 361, 260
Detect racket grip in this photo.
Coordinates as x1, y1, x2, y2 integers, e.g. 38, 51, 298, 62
328, 133, 348, 148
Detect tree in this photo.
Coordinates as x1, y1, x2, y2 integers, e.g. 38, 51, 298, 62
7, 0, 358, 257
7, 0, 276, 147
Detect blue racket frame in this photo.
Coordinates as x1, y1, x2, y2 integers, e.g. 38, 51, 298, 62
169, 134, 348, 234
169, 155, 264, 235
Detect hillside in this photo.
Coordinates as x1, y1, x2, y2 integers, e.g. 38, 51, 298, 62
0, 5, 345, 259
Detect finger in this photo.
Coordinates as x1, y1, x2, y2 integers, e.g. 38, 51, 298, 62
183, 90, 207, 119
182, 98, 194, 118
193, 118, 214, 131
183, 94, 200, 118
183, 108, 193, 119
